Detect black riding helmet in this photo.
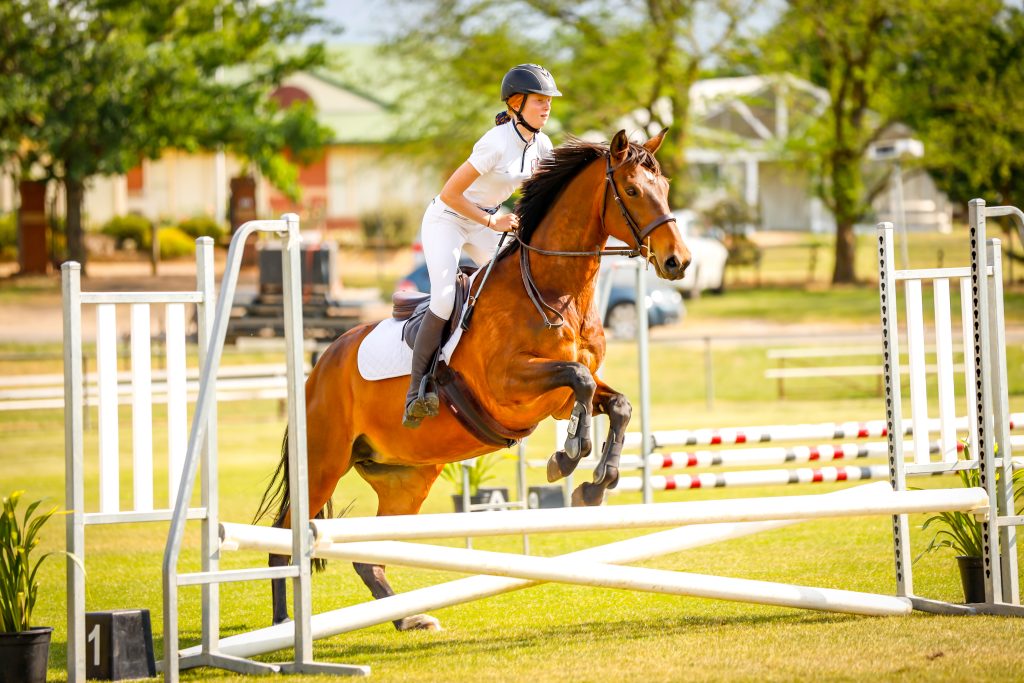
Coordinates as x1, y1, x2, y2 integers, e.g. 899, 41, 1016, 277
500, 64, 561, 134
500, 64, 562, 101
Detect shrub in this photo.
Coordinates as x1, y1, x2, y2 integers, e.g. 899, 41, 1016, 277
916, 441, 1024, 561
100, 214, 153, 250
157, 226, 196, 260
177, 215, 226, 243
0, 213, 15, 261
0, 491, 78, 632
359, 206, 421, 248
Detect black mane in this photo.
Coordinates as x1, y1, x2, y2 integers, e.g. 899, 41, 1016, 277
510, 136, 662, 254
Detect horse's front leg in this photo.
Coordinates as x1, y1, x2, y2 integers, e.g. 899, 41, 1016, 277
507, 358, 596, 482
571, 378, 631, 507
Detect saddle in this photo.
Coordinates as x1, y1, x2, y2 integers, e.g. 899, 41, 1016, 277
389, 265, 537, 448
392, 265, 477, 349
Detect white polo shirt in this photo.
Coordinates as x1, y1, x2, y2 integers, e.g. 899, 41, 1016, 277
464, 121, 553, 209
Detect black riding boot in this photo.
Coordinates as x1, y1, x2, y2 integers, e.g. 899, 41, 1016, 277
402, 311, 447, 428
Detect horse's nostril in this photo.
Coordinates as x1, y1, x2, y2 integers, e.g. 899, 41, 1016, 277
664, 255, 680, 272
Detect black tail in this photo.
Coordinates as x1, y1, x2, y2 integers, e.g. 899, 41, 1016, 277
253, 427, 335, 572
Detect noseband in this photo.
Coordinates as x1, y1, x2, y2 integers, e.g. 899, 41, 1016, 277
517, 152, 677, 328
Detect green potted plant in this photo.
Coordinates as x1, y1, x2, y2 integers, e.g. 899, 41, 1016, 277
0, 491, 78, 683
442, 455, 510, 512
915, 443, 1024, 603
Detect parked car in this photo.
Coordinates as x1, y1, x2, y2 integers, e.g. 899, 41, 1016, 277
603, 211, 727, 300
395, 257, 684, 341
395, 256, 479, 293
598, 260, 685, 339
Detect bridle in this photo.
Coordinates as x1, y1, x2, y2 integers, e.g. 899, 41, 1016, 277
517, 152, 677, 328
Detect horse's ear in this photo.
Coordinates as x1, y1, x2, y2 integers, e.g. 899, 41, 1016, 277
643, 128, 668, 155
610, 130, 629, 164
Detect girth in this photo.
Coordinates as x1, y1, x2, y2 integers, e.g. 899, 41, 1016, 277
434, 363, 537, 448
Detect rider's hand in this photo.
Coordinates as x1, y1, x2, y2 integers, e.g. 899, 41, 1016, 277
492, 213, 519, 232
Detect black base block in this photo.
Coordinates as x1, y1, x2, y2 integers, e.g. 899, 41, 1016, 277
85, 610, 156, 680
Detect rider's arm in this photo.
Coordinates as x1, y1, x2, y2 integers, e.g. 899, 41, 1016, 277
439, 162, 517, 232
439, 162, 491, 227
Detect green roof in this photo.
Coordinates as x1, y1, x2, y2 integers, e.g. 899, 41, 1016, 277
306, 45, 409, 144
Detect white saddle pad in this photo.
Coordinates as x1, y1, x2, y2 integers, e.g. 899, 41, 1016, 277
356, 307, 467, 381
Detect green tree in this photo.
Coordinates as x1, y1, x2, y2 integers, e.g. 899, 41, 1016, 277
756, 0, 910, 284
387, 0, 762, 205
0, 0, 334, 272
893, 2, 1024, 207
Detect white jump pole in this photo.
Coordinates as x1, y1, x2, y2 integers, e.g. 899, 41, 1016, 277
615, 464, 894, 492
312, 541, 912, 617
611, 435, 1023, 472
199, 483, 895, 659
615, 456, 1024, 493
311, 487, 988, 543
225, 529, 910, 617
628, 412, 1024, 450
547, 440, 928, 472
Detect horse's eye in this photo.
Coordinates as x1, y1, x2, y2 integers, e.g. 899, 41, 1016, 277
625, 187, 638, 197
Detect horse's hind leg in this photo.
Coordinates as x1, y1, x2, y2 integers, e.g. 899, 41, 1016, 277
572, 379, 631, 507
353, 460, 444, 631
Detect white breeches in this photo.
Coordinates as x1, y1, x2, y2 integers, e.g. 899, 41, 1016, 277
421, 197, 502, 319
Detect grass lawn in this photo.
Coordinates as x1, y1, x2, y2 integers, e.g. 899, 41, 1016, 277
4, 339, 1024, 682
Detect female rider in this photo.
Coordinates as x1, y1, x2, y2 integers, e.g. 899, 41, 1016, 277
403, 63, 561, 428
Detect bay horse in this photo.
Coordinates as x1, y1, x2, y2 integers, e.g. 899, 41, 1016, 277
255, 129, 690, 630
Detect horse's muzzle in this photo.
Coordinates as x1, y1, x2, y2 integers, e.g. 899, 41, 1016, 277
656, 251, 691, 281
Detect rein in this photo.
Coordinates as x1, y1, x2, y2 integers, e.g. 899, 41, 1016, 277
517, 152, 677, 328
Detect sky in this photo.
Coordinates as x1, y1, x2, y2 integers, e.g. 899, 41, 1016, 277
321, 1, 405, 43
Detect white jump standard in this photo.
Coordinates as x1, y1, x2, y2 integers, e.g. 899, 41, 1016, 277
159, 216, 368, 680
878, 200, 1024, 616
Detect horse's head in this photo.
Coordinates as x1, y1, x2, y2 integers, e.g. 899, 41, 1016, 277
603, 129, 691, 281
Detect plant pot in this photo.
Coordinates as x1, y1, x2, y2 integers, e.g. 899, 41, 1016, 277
452, 487, 510, 512
956, 555, 986, 604
0, 627, 53, 683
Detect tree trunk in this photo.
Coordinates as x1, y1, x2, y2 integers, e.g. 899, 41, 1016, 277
65, 177, 86, 275
830, 153, 859, 284
832, 219, 857, 283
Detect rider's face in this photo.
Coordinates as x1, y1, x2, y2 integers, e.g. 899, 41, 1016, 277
520, 94, 552, 131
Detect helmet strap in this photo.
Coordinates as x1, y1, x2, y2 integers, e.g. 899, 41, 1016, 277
512, 96, 540, 135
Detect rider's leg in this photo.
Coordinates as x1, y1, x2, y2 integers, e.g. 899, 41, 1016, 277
403, 203, 465, 428
402, 310, 447, 428
463, 220, 502, 265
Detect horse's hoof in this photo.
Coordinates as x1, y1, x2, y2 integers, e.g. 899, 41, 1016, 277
397, 614, 442, 631
571, 482, 606, 507
272, 616, 292, 626
546, 450, 576, 482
